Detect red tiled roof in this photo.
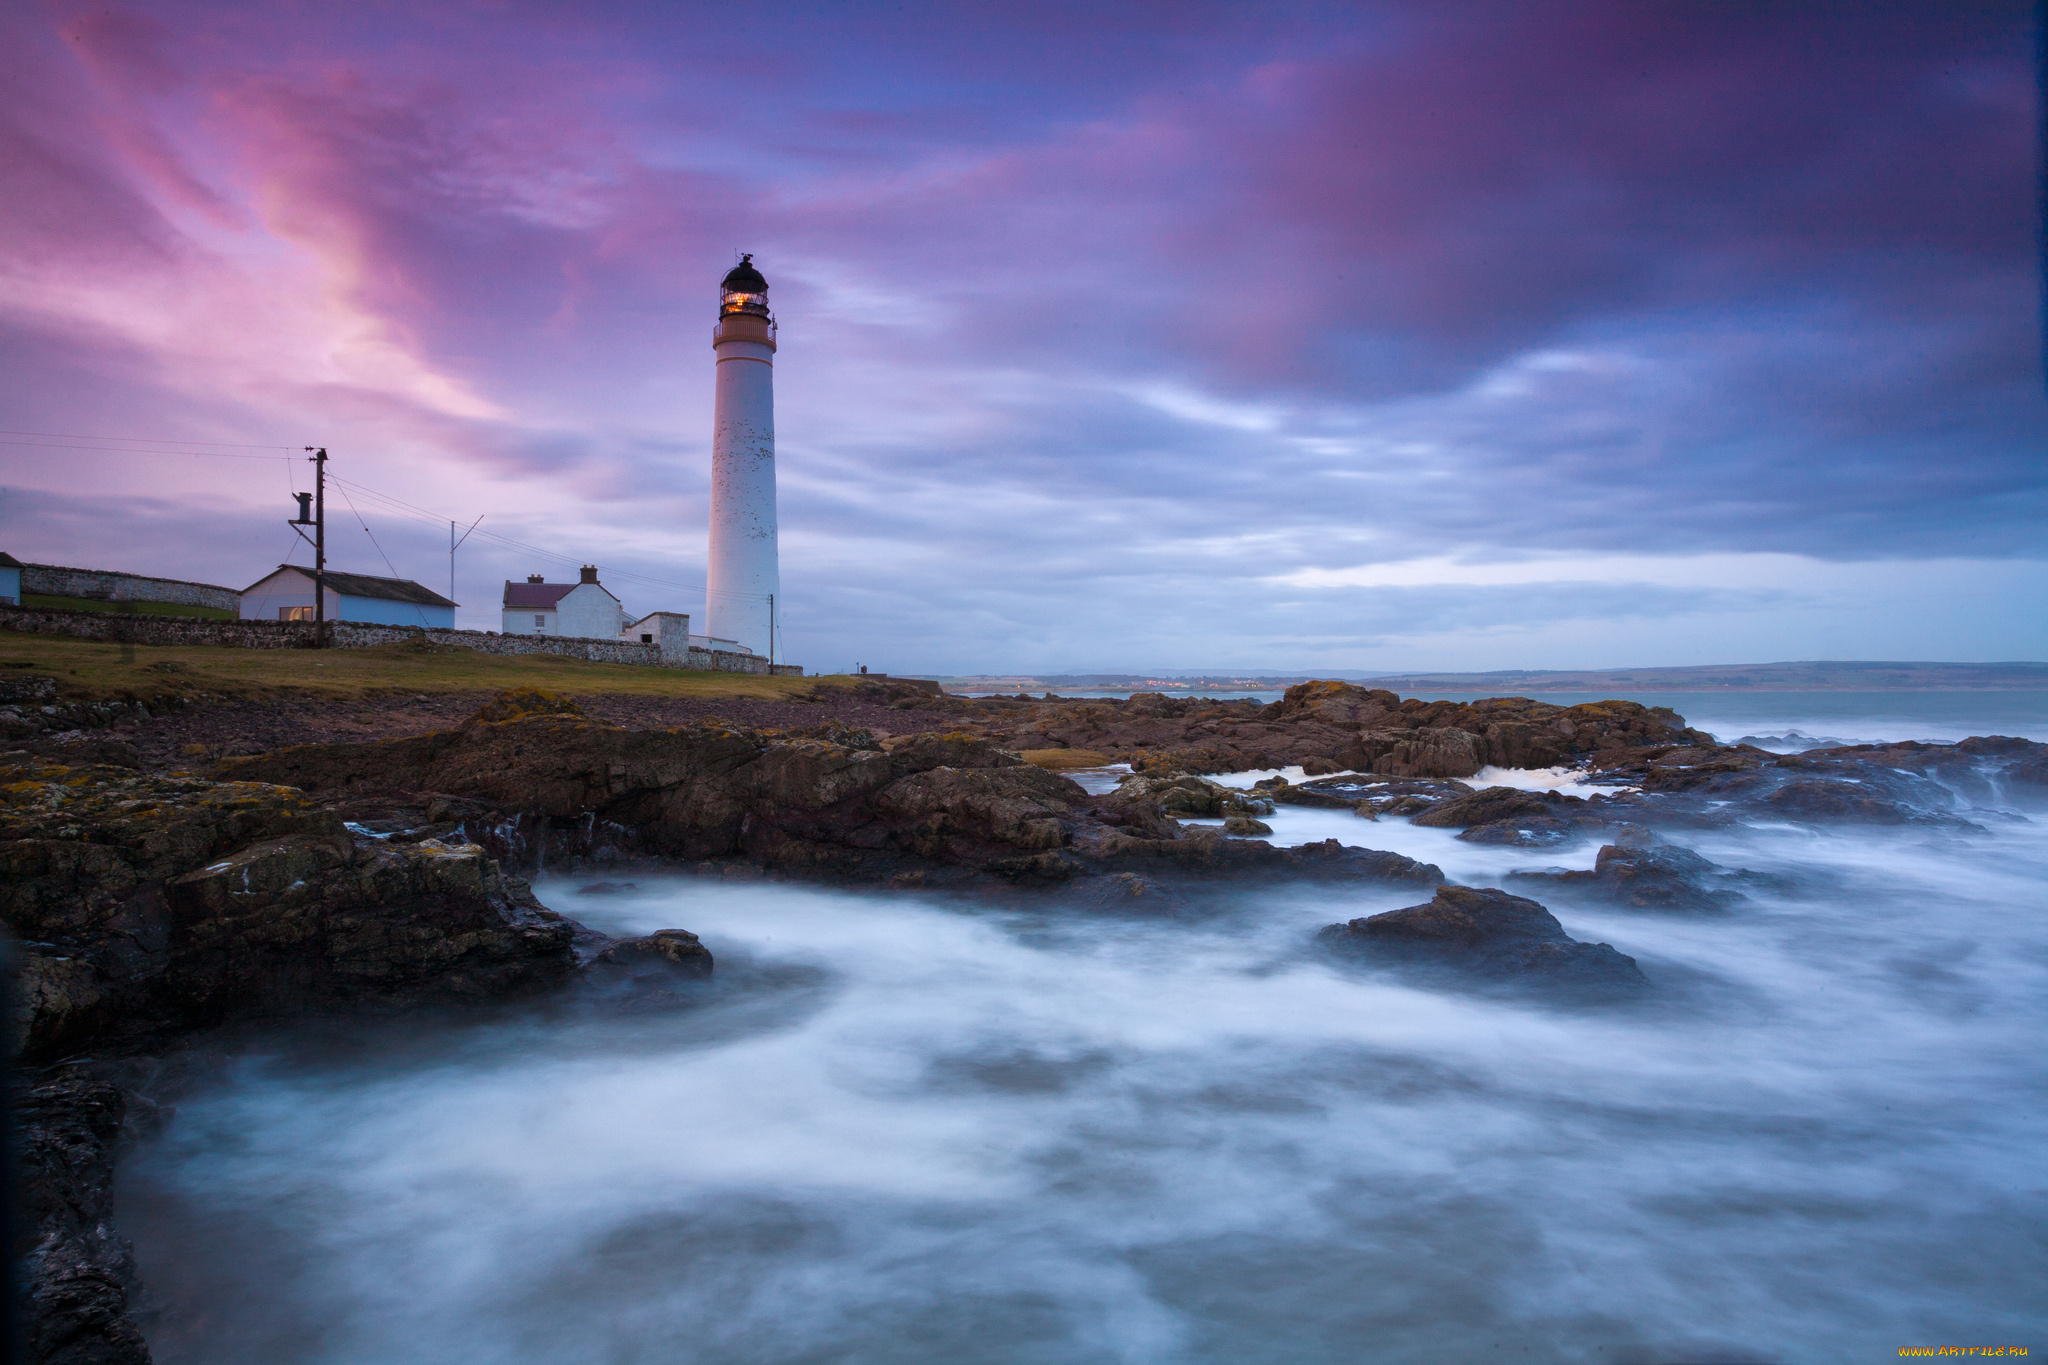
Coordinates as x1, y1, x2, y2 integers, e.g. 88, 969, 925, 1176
503, 581, 576, 609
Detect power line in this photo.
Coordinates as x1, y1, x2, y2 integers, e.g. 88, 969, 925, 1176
334, 481, 433, 626
328, 473, 768, 603
0, 439, 292, 461
0, 429, 296, 449
5, 424, 774, 610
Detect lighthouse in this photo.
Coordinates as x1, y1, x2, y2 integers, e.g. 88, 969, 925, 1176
705, 254, 779, 657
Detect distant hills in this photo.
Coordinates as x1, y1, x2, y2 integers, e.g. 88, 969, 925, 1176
932, 662, 2048, 693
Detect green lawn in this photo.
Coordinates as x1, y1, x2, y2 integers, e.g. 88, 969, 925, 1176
23, 594, 237, 621
1, 631, 852, 704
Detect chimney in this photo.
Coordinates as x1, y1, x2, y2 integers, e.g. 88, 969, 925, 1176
527, 574, 544, 584
580, 565, 599, 584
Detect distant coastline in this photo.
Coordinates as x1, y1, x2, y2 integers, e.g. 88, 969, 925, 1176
929, 661, 2048, 695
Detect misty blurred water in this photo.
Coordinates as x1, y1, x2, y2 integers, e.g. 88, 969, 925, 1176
118, 694, 2048, 1364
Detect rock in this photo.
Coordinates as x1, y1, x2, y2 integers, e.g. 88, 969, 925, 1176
1410, 785, 1574, 829
1, 759, 580, 1062
1269, 784, 1363, 809
15, 1067, 153, 1365
1318, 885, 1646, 989
0, 672, 62, 704
216, 701, 1102, 877
1507, 830, 1745, 912
464, 687, 588, 726
1353, 726, 1486, 778
589, 929, 713, 978
1455, 815, 1578, 847
1222, 816, 1273, 836
1281, 839, 1443, 886
1082, 871, 1181, 913
1761, 779, 1918, 823
780, 719, 882, 750
921, 680, 1707, 779
1114, 773, 1274, 818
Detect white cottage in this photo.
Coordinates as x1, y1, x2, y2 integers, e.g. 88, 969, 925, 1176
502, 566, 627, 640
0, 552, 21, 606
240, 565, 455, 627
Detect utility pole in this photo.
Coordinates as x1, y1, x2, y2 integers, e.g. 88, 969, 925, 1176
768, 593, 775, 667
304, 447, 327, 647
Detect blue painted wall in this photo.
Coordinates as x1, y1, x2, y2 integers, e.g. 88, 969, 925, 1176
338, 594, 454, 628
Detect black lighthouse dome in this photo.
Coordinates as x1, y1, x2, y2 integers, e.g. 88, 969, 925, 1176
720, 254, 770, 317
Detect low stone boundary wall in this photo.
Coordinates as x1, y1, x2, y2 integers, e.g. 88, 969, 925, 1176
0, 605, 802, 676
21, 563, 241, 612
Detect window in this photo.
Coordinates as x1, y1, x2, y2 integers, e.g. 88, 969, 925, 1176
641, 633, 653, 643
281, 606, 316, 621
534, 615, 546, 628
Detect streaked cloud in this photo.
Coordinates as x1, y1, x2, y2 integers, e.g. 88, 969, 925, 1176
0, 0, 2039, 672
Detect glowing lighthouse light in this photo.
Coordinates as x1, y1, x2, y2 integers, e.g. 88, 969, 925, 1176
705, 253, 779, 657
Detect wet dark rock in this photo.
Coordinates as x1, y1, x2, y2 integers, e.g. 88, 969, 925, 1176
1318, 885, 1646, 989
1762, 779, 1921, 823
1113, 773, 1274, 818
1456, 815, 1579, 847
1410, 785, 1579, 829
1278, 839, 1444, 886
590, 929, 714, 979
15, 1067, 153, 1365
1267, 784, 1360, 809
1734, 731, 1847, 751
1222, 816, 1273, 836
2, 759, 581, 1064
1508, 829, 1746, 912
933, 679, 1707, 779
1272, 775, 1473, 812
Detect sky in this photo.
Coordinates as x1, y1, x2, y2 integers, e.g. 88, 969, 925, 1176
1, 0, 2042, 675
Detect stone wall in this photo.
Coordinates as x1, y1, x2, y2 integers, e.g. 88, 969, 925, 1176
0, 605, 803, 676
21, 563, 241, 611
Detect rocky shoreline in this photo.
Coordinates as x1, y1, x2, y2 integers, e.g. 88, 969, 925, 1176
6, 678, 2044, 1362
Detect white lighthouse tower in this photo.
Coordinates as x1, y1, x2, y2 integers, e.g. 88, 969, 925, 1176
705, 254, 779, 657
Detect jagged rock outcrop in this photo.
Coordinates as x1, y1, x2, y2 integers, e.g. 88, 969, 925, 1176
1587, 734, 2047, 827
1410, 785, 1579, 829
4, 751, 707, 1363
210, 694, 1446, 889
591, 929, 714, 976
1507, 829, 1746, 912
1318, 885, 1646, 989
2, 760, 581, 1063
1268, 775, 1476, 813
15, 1068, 154, 1365
1112, 773, 1274, 818
934, 680, 1711, 778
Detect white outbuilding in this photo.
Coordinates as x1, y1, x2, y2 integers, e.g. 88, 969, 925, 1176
501, 566, 628, 640
240, 565, 456, 626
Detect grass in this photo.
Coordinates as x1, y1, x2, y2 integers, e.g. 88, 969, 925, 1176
23, 594, 237, 621
1, 631, 854, 704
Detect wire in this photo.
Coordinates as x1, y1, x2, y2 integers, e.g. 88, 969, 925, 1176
335, 482, 433, 627
328, 473, 769, 603
0, 439, 291, 461
0, 429, 296, 449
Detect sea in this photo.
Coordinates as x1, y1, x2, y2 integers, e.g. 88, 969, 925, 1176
118, 690, 2047, 1364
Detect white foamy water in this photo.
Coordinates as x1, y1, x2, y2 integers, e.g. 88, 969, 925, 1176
119, 698, 2048, 1364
